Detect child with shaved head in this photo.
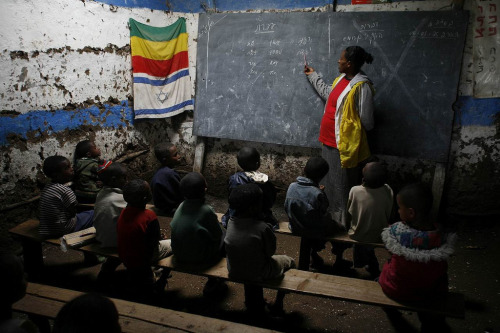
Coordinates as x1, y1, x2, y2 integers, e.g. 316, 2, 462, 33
346, 161, 393, 277
225, 183, 295, 313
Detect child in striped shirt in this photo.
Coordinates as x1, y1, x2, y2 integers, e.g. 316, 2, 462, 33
39, 155, 94, 238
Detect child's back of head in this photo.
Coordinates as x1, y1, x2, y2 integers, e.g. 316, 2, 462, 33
98, 162, 127, 189
237, 147, 260, 172
229, 183, 263, 218
53, 293, 121, 333
180, 172, 207, 200
362, 162, 387, 188
154, 143, 180, 167
397, 182, 433, 230
304, 156, 329, 184
0, 253, 27, 310
123, 179, 151, 208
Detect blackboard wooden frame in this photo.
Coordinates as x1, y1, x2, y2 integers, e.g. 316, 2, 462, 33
193, 11, 468, 162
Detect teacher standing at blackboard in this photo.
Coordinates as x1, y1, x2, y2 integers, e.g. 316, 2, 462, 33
304, 46, 375, 226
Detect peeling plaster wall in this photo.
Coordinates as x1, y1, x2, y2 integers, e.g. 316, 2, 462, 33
1, 0, 499, 226
0, 0, 199, 209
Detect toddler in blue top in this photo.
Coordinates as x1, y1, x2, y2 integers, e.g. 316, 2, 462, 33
221, 147, 278, 230
285, 156, 345, 269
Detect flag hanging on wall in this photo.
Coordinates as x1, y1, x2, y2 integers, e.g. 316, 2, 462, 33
129, 17, 194, 119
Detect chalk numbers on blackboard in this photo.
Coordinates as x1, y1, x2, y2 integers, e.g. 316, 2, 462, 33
344, 21, 383, 45
409, 19, 459, 39
255, 23, 276, 34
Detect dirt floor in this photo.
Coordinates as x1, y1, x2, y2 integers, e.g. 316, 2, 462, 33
8, 195, 500, 333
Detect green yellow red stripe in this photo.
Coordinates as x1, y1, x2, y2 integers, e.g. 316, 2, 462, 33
131, 33, 188, 60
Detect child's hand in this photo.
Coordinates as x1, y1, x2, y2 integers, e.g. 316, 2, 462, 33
319, 185, 325, 191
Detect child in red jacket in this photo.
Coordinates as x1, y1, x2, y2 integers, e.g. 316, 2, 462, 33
379, 183, 456, 330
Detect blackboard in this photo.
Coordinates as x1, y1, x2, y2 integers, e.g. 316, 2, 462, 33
193, 11, 468, 162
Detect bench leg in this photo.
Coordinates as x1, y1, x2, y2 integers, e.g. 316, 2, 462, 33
21, 239, 44, 279
298, 237, 312, 271
28, 314, 51, 333
243, 284, 265, 312
269, 290, 287, 315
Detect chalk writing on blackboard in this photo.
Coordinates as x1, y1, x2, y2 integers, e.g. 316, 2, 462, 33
194, 11, 469, 162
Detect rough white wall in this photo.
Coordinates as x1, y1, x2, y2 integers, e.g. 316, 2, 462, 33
0, 0, 199, 199
0, 0, 198, 112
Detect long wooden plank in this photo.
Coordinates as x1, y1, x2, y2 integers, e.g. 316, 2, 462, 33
24, 283, 280, 333
13, 294, 186, 333
211, 213, 384, 247
157, 257, 464, 318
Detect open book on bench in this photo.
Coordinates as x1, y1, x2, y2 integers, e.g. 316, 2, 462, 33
60, 226, 97, 251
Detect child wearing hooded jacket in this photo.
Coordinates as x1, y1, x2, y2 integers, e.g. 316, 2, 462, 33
73, 140, 111, 203
379, 182, 456, 331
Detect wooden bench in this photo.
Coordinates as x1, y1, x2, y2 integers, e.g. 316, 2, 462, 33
76, 203, 378, 270
9, 219, 465, 319
273, 220, 385, 270
13, 282, 278, 333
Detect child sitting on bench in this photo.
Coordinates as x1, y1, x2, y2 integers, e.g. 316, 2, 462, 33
221, 147, 278, 230
225, 183, 295, 314
284, 156, 345, 270
170, 172, 226, 296
117, 179, 173, 292
379, 182, 456, 330
150, 143, 183, 216
73, 140, 107, 203
93, 162, 128, 281
93, 162, 128, 248
39, 155, 94, 238
345, 161, 393, 278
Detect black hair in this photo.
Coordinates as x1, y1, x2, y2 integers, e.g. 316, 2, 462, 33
98, 162, 126, 186
154, 143, 175, 162
228, 183, 263, 216
398, 183, 433, 219
344, 46, 374, 71
53, 293, 121, 333
180, 172, 206, 200
123, 179, 151, 207
74, 140, 93, 160
42, 155, 69, 179
363, 162, 387, 188
0, 253, 26, 307
237, 147, 260, 171
304, 156, 329, 183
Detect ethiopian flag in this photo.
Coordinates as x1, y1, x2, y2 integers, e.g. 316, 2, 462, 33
130, 18, 194, 119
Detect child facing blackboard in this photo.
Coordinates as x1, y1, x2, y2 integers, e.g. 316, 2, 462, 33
221, 147, 278, 230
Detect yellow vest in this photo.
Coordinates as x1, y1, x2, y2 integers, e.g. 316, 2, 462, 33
332, 77, 373, 168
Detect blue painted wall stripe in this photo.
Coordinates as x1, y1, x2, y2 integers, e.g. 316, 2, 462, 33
455, 96, 500, 126
2, 96, 497, 147
96, 0, 213, 12
0, 101, 134, 146
95, 0, 330, 12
